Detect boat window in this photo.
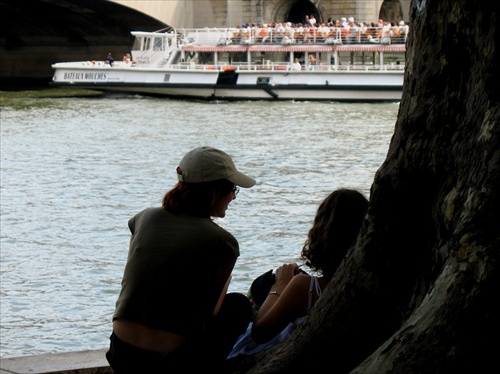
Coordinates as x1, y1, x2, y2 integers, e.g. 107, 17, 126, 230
164, 74, 170, 82
153, 37, 164, 51
132, 37, 143, 51
143, 38, 151, 51
257, 77, 271, 84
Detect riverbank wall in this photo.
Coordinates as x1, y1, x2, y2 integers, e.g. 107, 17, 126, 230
0, 349, 111, 374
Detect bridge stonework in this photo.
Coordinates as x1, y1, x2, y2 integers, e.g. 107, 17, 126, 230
113, 0, 410, 29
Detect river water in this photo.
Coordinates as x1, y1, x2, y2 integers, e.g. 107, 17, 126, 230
0, 88, 398, 358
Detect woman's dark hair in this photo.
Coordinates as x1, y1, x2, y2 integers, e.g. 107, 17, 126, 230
162, 178, 234, 217
301, 188, 369, 279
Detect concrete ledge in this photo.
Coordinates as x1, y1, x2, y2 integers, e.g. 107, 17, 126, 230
0, 349, 112, 374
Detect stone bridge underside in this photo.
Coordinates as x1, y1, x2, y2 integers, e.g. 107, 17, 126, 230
0, 0, 169, 86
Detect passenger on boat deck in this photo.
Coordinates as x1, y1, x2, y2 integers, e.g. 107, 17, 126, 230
260, 24, 272, 43
295, 23, 304, 40
284, 22, 295, 41
399, 21, 409, 38
308, 53, 317, 65
105, 53, 114, 67
106, 146, 255, 373
227, 189, 369, 359
308, 14, 317, 26
275, 22, 285, 41
303, 23, 316, 43
346, 17, 358, 44
291, 58, 302, 71
122, 53, 131, 64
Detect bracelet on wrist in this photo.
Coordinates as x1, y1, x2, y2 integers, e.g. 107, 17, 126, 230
268, 291, 281, 297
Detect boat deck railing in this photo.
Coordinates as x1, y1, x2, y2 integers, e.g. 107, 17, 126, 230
63, 60, 405, 72
177, 26, 407, 47
175, 62, 404, 71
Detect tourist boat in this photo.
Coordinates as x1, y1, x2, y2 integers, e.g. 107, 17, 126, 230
51, 26, 406, 102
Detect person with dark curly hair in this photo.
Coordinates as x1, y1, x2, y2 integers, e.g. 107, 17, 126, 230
228, 188, 368, 358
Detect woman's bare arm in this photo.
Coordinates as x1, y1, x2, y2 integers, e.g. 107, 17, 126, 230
252, 264, 310, 343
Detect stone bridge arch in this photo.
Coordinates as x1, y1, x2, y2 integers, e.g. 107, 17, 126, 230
0, 0, 168, 85
267, 0, 320, 24
262, 0, 408, 26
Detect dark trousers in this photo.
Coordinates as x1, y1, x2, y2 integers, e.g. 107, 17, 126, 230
106, 292, 251, 373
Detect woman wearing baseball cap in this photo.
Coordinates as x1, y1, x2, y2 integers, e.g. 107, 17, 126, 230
106, 146, 256, 373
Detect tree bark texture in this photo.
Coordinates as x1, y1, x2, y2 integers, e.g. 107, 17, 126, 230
227, 0, 500, 373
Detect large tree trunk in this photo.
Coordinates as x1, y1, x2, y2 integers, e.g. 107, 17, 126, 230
227, 0, 499, 372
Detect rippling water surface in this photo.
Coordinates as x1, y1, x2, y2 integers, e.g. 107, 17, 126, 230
0, 89, 398, 358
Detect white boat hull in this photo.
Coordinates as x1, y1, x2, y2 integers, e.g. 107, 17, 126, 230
51, 64, 403, 101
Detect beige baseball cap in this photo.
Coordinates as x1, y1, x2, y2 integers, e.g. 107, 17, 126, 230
176, 146, 256, 188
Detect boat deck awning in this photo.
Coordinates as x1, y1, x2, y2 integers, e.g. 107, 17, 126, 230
182, 45, 248, 52
335, 44, 406, 52
182, 44, 406, 53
